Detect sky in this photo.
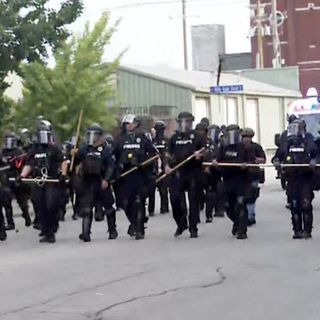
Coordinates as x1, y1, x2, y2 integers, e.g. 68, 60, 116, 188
50, 0, 251, 69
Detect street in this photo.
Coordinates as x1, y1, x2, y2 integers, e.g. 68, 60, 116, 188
1, 176, 320, 320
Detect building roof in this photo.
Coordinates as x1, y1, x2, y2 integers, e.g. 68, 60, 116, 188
119, 64, 302, 98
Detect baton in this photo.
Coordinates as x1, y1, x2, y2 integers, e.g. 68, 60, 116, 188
0, 165, 11, 172
119, 154, 160, 179
70, 110, 83, 173
202, 162, 320, 168
9, 177, 69, 185
156, 147, 205, 183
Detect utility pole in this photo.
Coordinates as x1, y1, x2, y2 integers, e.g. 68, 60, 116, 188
256, 0, 264, 68
271, 0, 281, 68
182, 0, 188, 70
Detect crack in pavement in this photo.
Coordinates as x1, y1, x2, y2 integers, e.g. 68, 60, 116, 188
93, 267, 226, 320
1, 270, 152, 317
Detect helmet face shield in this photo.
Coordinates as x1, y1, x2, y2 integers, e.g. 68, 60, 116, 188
5, 136, 17, 149
209, 128, 220, 143
86, 130, 100, 146
177, 118, 193, 133
224, 130, 241, 146
37, 130, 49, 144
121, 114, 136, 126
287, 122, 305, 138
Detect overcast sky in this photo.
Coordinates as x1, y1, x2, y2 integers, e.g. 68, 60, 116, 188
50, 0, 251, 69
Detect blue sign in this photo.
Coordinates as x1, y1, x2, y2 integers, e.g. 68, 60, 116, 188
210, 84, 244, 94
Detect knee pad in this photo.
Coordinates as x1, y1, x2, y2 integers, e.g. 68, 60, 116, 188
302, 198, 311, 212
80, 207, 92, 218
237, 196, 245, 205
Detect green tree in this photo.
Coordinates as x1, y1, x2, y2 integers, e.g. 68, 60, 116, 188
0, 0, 83, 92
14, 13, 122, 141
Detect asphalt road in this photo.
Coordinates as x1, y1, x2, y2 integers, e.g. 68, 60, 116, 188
2, 175, 320, 320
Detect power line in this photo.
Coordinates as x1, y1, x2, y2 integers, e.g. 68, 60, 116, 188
104, 0, 248, 11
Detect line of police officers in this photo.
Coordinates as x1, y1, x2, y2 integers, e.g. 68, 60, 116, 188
0, 111, 317, 243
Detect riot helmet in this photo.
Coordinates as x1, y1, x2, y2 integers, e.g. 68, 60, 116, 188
121, 114, 140, 132
19, 128, 32, 146
176, 112, 194, 133
36, 122, 51, 145
208, 125, 220, 144
224, 124, 241, 146
287, 119, 306, 138
200, 117, 210, 127
4, 132, 18, 149
86, 123, 103, 146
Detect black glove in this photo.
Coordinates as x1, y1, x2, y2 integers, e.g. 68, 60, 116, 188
272, 158, 281, 170
309, 159, 317, 169
15, 175, 23, 186
59, 175, 66, 186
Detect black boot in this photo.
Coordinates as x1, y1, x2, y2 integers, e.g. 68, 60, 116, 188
22, 209, 32, 227
127, 224, 135, 237
0, 229, 7, 241
190, 227, 198, 238
80, 216, 92, 242
109, 229, 118, 240
39, 234, 56, 243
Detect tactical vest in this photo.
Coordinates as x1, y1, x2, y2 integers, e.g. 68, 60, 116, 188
286, 142, 311, 164
120, 133, 145, 167
82, 145, 104, 176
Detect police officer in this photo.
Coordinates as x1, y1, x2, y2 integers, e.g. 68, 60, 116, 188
165, 112, 206, 238
241, 128, 266, 226
0, 208, 6, 241
273, 119, 317, 239
152, 121, 170, 214
0, 132, 31, 229
18, 121, 67, 243
75, 123, 117, 242
217, 124, 249, 239
114, 114, 158, 240
196, 122, 209, 214
203, 124, 223, 222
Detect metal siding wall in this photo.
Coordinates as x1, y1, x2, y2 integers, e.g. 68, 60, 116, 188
117, 69, 192, 114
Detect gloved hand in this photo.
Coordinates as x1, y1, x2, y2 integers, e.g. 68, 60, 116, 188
59, 175, 66, 186
212, 160, 219, 168
272, 158, 281, 170
15, 175, 23, 186
241, 163, 248, 169
309, 159, 317, 169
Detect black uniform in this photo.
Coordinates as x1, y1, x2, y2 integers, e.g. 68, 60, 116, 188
0, 144, 31, 230
273, 121, 317, 238
114, 128, 158, 240
75, 142, 117, 242
152, 133, 170, 214
26, 143, 65, 242
218, 129, 249, 239
202, 139, 223, 221
167, 129, 205, 237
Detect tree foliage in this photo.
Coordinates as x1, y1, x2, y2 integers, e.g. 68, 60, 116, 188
0, 0, 83, 91
13, 13, 122, 141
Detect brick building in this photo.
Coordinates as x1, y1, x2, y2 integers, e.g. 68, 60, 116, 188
250, 0, 320, 95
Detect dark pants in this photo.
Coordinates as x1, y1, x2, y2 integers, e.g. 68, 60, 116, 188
78, 178, 116, 236
169, 171, 200, 232
158, 177, 169, 213
32, 185, 61, 237
224, 178, 248, 236
287, 173, 313, 233
122, 172, 146, 234
0, 186, 14, 227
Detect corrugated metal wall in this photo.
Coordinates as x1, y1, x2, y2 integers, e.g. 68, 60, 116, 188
116, 69, 193, 117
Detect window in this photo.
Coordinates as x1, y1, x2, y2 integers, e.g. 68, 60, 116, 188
224, 97, 238, 125
245, 98, 260, 142
194, 97, 210, 125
